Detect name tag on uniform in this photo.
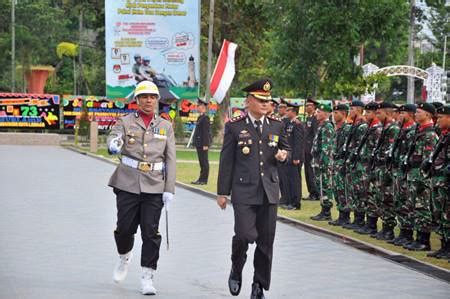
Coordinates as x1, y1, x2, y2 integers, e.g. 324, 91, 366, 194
153, 128, 167, 139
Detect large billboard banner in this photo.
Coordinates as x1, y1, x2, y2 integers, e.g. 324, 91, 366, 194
105, 0, 200, 101
0, 93, 60, 129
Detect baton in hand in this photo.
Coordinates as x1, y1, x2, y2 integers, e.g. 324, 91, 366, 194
165, 206, 169, 250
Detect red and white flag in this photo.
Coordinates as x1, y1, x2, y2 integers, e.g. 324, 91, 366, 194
210, 39, 238, 104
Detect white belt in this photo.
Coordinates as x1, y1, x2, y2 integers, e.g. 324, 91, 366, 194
121, 156, 164, 172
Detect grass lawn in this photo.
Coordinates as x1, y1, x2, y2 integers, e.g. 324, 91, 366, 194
88, 145, 449, 270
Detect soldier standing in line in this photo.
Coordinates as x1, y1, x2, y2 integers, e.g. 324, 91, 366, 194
386, 104, 417, 246
354, 102, 383, 235
303, 97, 320, 201
310, 103, 336, 221
403, 103, 439, 251
424, 105, 450, 259
216, 78, 290, 299
282, 101, 305, 210
107, 81, 176, 295
329, 104, 352, 226
191, 98, 211, 185
276, 98, 290, 206
342, 101, 368, 230
370, 102, 400, 241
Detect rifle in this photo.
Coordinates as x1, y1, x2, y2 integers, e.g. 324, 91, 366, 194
369, 118, 388, 171
386, 118, 406, 171
351, 118, 375, 170
420, 133, 449, 177
340, 115, 358, 175
401, 124, 421, 178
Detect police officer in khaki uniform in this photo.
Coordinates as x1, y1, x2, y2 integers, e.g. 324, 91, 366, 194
217, 78, 290, 299
107, 80, 176, 295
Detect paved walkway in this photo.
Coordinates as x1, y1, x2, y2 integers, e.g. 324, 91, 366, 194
0, 145, 449, 298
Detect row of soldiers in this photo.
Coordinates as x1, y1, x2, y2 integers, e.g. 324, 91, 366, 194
273, 98, 449, 259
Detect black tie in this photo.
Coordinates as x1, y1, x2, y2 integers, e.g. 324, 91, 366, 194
255, 120, 262, 136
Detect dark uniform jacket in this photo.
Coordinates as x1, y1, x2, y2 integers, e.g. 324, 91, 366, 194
285, 119, 305, 163
217, 114, 291, 205
193, 113, 211, 147
304, 114, 318, 154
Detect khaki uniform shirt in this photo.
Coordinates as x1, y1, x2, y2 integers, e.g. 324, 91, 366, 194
107, 112, 176, 194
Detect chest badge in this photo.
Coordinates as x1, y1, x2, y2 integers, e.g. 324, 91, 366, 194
128, 137, 136, 145
242, 146, 250, 155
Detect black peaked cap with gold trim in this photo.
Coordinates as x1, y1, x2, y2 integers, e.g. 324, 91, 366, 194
242, 78, 273, 101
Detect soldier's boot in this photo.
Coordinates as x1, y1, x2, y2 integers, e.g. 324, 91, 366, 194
356, 216, 377, 235
372, 223, 388, 239
380, 226, 395, 241
388, 228, 405, 245
340, 211, 351, 226
328, 211, 343, 226
403, 231, 419, 250
436, 240, 450, 259
395, 229, 414, 246
343, 212, 361, 229
408, 231, 431, 251
311, 206, 331, 221
427, 239, 446, 258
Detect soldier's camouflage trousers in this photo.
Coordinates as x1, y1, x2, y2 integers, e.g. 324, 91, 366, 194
366, 168, 382, 218
432, 175, 450, 241
393, 169, 414, 230
313, 164, 333, 209
377, 165, 396, 228
333, 160, 350, 212
407, 168, 433, 233
347, 162, 368, 214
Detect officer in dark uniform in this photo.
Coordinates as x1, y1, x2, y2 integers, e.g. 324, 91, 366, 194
191, 97, 211, 185
303, 96, 320, 200
216, 78, 290, 299
283, 101, 305, 210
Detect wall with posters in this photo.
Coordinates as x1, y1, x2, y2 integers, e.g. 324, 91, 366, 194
62, 95, 137, 131
0, 93, 60, 129
105, 0, 200, 101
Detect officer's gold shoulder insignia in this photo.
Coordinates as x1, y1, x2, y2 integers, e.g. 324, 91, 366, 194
230, 114, 245, 123
267, 114, 281, 122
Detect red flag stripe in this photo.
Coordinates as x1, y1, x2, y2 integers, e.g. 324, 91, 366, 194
210, 40, 230, 95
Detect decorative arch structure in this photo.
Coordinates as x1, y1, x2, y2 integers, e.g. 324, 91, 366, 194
371, 65, 429, 80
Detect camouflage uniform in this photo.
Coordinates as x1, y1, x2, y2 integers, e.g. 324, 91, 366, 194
332, 122, 352, 213
404, 121, 438, 251
426, 131, 449, 257
354, 119, 382, 235
312, 119, 336, 209
344, 120, 368, 228
388, 120, 417, 245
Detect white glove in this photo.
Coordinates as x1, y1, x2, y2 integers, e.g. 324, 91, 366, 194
162, 192, 174, 210
108, 135, 123, 155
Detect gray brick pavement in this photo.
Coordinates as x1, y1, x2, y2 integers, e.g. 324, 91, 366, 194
0, 145, 449, 298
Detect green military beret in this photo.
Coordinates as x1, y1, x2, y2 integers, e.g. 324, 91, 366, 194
318, 103, 332, 113
333, 104, 349, 112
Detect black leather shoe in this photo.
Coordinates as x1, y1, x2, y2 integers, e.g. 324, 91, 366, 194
250, 282, 265, 299
191, 180, 201, 185
228, 268, 242, 296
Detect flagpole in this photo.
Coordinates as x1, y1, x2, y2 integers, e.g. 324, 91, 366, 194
205, 0, 215, 101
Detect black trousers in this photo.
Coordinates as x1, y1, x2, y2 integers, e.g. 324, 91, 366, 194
231, 194, 277, 291
196, 147, 209, 182
286, 163, 301, 208
114, 189, 163, 269
304, 151, 319, 198
278, 164, 289, 204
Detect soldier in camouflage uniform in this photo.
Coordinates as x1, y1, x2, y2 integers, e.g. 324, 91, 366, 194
354, 102, 383, 235
329, 104, 352, 226
424, 105, 450, 258
369, 102, 400, 241
386, 104, 417, 246
311, 103, 336, 221
402, 103, 439, 251
342, 101, 368, 230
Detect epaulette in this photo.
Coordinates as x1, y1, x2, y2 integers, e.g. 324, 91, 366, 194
267, 114, 281, 122
230, 114, 246, 123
